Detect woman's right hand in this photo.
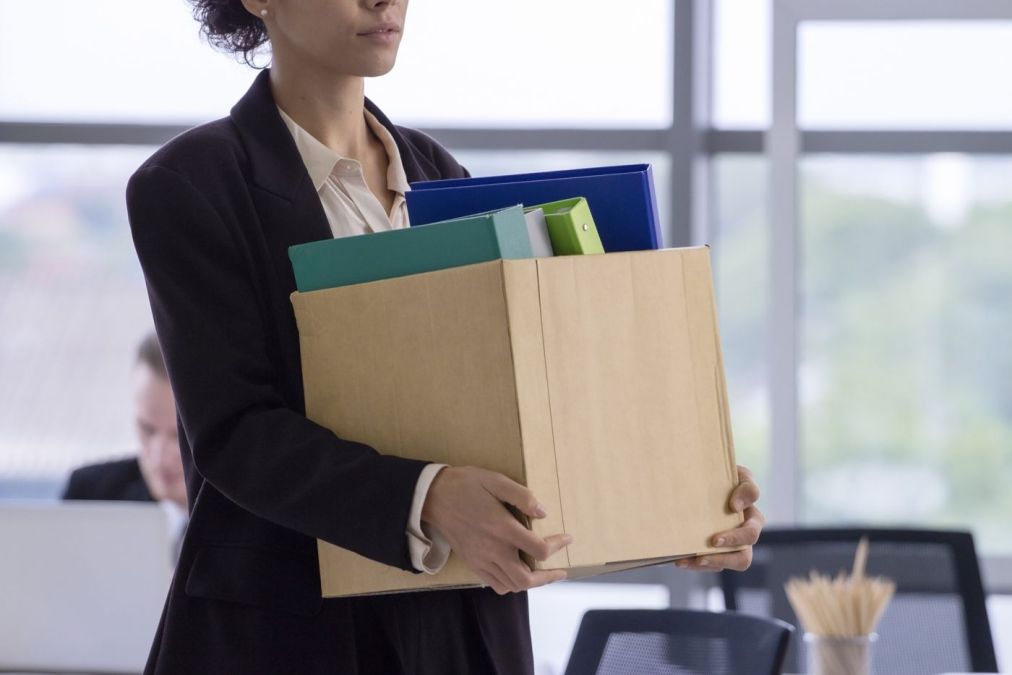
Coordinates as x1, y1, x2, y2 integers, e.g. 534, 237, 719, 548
421, 466, 572, 595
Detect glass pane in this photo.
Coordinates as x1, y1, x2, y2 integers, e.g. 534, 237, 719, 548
799, 22, 1012, 130
0, 0, 672, 128
0, 1, 254, 123
449, 150, 673, 245
368, 1, 673, 128
799, 155, 1012, 553
713, 0, 771, 128
712, 156, 770, 489
0, 145, 156, 488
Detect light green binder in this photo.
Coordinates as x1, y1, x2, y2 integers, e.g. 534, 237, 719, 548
525, 197, 605, 256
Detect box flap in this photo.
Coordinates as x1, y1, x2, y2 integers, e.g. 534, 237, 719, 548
533, 248, 741, 567
501, 262, 568, 569
293, 261, 529, 597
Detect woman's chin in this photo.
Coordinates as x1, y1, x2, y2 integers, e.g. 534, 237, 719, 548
360, 58, 399, 78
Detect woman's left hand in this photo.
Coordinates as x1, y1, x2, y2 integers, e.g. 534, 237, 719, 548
675, 464, 764, 572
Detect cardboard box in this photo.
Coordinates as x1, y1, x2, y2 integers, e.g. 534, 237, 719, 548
291, 246, 742, 597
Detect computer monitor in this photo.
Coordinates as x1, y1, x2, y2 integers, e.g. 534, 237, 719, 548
0, 501, 173, 673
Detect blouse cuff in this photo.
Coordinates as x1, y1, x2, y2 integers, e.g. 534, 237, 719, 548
406, 463, 452, 574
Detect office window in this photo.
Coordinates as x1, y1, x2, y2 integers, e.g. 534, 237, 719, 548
0, 145, 155, 481
799, 154, 1012, 553
712, 156, 770, 488
370, 0, 673, 128
799, 22, 1012, 130
713, 0, 771, 128
0, 1, 253, 123
0, 0, 673, 129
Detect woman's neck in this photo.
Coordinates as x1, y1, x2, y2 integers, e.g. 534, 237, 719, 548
269, 62, 372, 160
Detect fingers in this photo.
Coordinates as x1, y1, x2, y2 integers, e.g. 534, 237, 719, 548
676, 548, 753, 572
674, 499, 764, 574
451, 469, 572, 595
484, 525, 572, 595
540, 533, 575, 560
526, 568, 568, 589
498, 560, 529, 593
494, 558, 569, 594
508, 523, 573, 562
710, 505, 764, 548
483, 472, 548, 520
729, 466, 760, 512
729, 480, 760, 512
478, 564, 513, 595
678, 502, 764, 574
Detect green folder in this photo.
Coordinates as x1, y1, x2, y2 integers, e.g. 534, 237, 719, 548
289, 204, 533, 292
525, 197, 605, 256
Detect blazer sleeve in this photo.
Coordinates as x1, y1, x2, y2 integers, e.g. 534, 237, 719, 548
126, 164, 428, 571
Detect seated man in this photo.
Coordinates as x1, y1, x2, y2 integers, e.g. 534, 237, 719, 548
63, 333, 187, 552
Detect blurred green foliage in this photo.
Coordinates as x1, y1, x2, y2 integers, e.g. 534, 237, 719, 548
715, 156, 1012, 552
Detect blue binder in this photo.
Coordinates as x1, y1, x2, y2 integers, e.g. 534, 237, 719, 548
406, 164, 662, 252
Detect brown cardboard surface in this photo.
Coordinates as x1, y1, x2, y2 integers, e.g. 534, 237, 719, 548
532, 250, 741, 568
291, 247, 742, 598
294, 262, 517, 596
500, 261, 569, 570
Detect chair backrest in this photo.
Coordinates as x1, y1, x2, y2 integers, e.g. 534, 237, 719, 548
720, 527, 998, 674
563, 609, 793, 675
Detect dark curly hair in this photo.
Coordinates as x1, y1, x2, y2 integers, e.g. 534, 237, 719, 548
189, 0, 271, 68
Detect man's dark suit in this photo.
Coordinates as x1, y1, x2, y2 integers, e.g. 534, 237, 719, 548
62, 457, 154, 502
125, 69, 532, 674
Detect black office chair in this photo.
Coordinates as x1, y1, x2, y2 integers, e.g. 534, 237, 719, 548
563, 609, 793, 675
720, 527, 998, 674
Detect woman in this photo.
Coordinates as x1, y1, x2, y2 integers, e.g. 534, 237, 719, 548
126, 0, 765, 672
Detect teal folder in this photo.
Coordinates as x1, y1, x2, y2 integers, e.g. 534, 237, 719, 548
289, 204, 533, 292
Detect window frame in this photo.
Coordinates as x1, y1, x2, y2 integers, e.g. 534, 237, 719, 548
766, 0, 1012, 592
2, 0, 1010, 593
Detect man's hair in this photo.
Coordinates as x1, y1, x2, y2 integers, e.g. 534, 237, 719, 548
137, 333, 168, 380
189, 0, 270, 68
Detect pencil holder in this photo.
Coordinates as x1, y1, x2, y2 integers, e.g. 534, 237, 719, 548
804, 632, 877, 675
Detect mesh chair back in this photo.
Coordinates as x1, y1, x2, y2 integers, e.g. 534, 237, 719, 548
563, 609, 793, 675
721, 528, 997, 674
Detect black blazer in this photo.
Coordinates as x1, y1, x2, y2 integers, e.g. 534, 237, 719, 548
62, 457, 154, 502
127, 69, 532, 674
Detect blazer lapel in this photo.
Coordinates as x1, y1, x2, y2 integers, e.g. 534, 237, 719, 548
364, 98, 442, 184
229, 68, 448, 293
230, 68, 443, 205
230, 68, 332, 240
